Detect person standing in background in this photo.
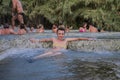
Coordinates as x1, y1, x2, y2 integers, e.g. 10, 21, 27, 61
11, 0, 24, 29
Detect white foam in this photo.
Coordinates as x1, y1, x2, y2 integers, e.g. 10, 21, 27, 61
0, 48, 45, 60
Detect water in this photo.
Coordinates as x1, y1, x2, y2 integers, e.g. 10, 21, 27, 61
0, 49, 120, 80
0, 31, 120, 80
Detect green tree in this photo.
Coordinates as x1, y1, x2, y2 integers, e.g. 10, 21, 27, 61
0, 0, 120, 31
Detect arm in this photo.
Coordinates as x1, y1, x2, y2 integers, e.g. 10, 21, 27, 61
66, 37, 89, 42
10, 29, 17, 34
30, 38, 53, 43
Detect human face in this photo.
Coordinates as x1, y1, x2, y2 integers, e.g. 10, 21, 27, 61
57, 30, 65, 40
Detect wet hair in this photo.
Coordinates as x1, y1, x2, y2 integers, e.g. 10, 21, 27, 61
52, 24, 58, 29
58, 25, 65, 28
37, 24, 43, 29
4, 24, 9, 29
98, 28, 101, 32
89, 22, 94, 26
52, 26, 57, 29
53, 23, 58, 27
86, 22, 96, 29
82, 22, 87, 28
86, 24, 89, 29
20, 24, 25, 29
57, 27, 65, 33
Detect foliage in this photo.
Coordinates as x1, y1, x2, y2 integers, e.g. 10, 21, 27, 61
0, 0, 120, 31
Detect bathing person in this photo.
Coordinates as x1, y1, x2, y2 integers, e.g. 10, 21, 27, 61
17, 23, 27, 35
65, 26, 70, 32
0, 24, 17, 35
52, 24, 58, 33
58, 23, 65, 28
29, 27, 90, 62
79, 23, 87, 32
88, 23, 105, 32
11, 0, 24, 29
29, 23, 36, 32
29, 26, 35, 32
87, 23, 98, 32
36, 24, 44, 33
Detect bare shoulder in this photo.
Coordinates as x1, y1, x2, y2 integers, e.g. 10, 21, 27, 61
9, 28, 14, 32
65, 38, 73, 41
66, 37, 88, 42
43, 37, 54, 42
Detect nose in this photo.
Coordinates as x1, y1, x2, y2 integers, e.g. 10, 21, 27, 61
59, 33, 64, 36
60, 34, 63, 36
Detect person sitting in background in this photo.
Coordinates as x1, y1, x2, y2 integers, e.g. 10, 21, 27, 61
29, 24, 36, 32
36, 24, 44, 33
58, 24, 65, 28
17, 24, 27, 35
100, 28, 105, 32
30, 26, 35, 32
65, 26, 70, 32
69, 25, 73, 30
0, 23, 17, 35
87, 23, 98, 32
52, 24, 58, 33
79, 23, 87, 32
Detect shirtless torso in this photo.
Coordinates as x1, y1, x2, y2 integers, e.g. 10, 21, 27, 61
89, 25, 98, 32
0, 28, 16, 35
17, 29, 26, 35
52, 38, 67, 49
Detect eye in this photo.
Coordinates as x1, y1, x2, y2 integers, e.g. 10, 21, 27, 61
58, 33, 64, 35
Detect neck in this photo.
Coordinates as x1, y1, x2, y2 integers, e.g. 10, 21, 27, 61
57, 38, 64, 41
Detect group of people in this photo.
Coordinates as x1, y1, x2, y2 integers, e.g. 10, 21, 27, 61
27, 22, 103, 62
0, 0, 105, 35
0, 23, 45, 35
0, 0, 99, 62
79, 22, 105, 33
52, 24, 71, 33
0, 23, 27, 35
0, 22, 105, 35
0, 0, 27, 35
29, 24, 44, 33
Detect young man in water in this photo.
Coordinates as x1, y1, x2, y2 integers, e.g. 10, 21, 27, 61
17, 23, 27, 35
0, 24, 17, 35
29, 27, 91, 62
11, 0, 24, 29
